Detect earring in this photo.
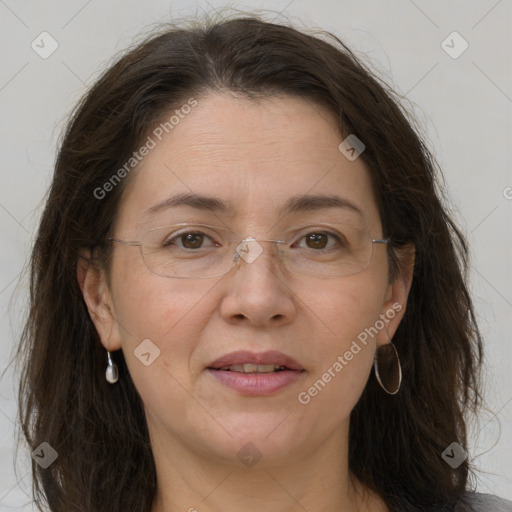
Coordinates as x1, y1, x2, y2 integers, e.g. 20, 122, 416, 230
374, 342, 402, 395
105, 350, 119, 384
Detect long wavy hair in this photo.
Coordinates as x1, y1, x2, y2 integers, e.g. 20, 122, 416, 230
15, 13, 483, 512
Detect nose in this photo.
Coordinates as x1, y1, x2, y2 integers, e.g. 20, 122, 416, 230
219, 240, 297, 327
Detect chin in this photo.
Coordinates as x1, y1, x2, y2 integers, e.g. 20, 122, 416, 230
190, 415, 307, 465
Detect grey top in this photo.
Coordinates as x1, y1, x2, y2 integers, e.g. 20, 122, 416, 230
455, 493, 512, 511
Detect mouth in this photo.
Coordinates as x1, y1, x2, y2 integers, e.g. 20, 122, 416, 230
206, 351, 305, 396
207, 350, 304, 372
210, 363, 296, 374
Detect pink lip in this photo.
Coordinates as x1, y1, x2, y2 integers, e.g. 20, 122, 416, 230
206, 368, 304, 396
207, 350, 304, 371
206, 350, 305, 396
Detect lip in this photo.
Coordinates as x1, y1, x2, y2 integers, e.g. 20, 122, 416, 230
206, 368, 304, 396
206, 350, 305, 396
207, 350, 304, 371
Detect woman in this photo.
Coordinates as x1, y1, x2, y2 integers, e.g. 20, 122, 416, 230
16, 13, 512, 512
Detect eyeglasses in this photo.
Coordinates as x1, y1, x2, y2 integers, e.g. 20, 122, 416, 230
108, 223, 390, 279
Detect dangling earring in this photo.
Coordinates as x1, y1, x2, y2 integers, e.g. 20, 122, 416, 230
105, 351, 118, 384
374, 342, 402, 395
105, 350, 119, 384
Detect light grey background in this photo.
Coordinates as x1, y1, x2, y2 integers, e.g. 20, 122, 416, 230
1, 0, 511, 509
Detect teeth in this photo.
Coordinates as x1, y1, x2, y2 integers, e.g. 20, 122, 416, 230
219, 364, 285, 373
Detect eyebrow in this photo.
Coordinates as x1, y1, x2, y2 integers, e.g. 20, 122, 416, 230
143, 192, 364, 218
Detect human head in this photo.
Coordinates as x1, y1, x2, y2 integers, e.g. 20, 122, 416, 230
18, 13, 482, 512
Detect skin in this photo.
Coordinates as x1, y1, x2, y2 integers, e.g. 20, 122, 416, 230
79, 93, 414, 512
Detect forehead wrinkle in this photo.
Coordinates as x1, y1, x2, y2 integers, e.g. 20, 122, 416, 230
164, 141, 342, 168
167, 125, 336, 156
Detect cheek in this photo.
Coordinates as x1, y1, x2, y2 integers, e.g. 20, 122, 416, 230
310, 269, 387, 345
297, 273, 387, 411
111, 247, 207, 332
109, 253, 215, 388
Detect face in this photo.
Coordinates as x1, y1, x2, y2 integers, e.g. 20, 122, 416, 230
83, 93, 410, 469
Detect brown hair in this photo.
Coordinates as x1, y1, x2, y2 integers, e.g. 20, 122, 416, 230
15, 13, 483, 512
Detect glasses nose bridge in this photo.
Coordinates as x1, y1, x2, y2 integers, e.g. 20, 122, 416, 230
231, 237, 286, 269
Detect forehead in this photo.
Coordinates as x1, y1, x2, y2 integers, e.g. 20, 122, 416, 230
115, 93, 380, 232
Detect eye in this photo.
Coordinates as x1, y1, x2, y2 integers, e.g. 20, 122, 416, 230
294, 231, 344, 250
164, 231, 218, 250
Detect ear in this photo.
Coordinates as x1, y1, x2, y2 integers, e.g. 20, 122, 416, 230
376, 244, 415, 347
77, 249, 122, 351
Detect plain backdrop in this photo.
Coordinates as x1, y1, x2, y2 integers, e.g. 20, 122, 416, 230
0, 0, 511, 509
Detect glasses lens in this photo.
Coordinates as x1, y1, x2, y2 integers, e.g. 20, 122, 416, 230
282, 225, 374, 278
140, 225, 235, 278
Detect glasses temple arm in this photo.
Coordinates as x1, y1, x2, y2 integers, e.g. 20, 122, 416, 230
108, 237, 142, 246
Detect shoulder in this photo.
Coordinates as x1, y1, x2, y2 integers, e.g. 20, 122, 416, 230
455, 492, 512, 511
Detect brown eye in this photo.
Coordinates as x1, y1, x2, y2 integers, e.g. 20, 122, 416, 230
294, 231, 346, 251
305, 232, 329, 249
180, 232, 205, 249
163, 231, 216, 250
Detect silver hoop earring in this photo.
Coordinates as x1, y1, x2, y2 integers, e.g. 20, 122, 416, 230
374, 342, 402, 395
105, 350, 119, 384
